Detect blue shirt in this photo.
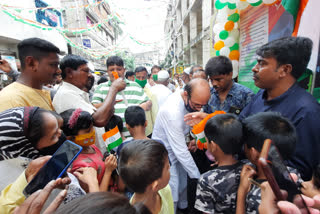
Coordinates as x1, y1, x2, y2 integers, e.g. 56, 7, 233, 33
203, 82, 254, 114
240, 83, 320, 180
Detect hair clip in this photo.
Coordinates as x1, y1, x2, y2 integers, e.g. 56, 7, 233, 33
68, 108, 82, 129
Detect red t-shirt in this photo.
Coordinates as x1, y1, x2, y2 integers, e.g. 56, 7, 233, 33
71, 145, 105, 183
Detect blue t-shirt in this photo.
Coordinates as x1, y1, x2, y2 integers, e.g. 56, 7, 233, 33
203, 82, 254, 114
239, 83, 320, 180
116, 138, 133, 157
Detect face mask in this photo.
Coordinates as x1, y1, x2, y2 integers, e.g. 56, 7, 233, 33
135, 78, 147, 88
38, 133, 66, 155
185, 97, 197, 113
74, 130, 96, 147
152, 74, 158, 81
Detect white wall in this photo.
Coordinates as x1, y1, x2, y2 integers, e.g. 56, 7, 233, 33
0, 0, 67, 53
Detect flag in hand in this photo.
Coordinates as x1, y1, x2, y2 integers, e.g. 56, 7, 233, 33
192, 111, 226, 150
102, 126, 123, 152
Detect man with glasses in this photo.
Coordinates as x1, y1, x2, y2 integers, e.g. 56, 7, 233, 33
184, 56, 254, 127
152, 78, 211, 213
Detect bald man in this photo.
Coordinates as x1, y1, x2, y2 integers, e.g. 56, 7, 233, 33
152, 79, 211, 212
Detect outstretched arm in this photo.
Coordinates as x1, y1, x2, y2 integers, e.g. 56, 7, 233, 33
99, 155, 117, 192
236, 165, 256, 214
92, 78, 126, 127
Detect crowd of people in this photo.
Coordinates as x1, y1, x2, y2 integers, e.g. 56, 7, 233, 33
0, 35, 319, 214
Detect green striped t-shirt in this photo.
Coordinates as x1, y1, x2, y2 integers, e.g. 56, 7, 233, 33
92, 79, 148, 137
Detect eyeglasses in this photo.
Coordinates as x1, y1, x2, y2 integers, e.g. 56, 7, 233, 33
188, 97, 206, 110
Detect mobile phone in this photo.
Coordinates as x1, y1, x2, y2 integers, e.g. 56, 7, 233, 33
23, 140, 82, 196
258, 139, 305, 203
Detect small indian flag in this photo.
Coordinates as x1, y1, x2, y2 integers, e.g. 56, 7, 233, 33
192, 126, 207, 150
102, 126, 123, 152
195, 132, 207, 150
195, 132, 206, 144
191, 111, 226, 150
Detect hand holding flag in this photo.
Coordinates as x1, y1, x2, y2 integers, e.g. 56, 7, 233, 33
102, 126, 123, 152
112, 71, 128, 106
191, 111, 226, 150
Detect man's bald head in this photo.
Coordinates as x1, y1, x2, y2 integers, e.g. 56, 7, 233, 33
185, 78, 210, 96
183, 78, 211, 112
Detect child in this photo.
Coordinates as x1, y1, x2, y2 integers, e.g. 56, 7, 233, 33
116, 106, 149, 156
236, 112, 298, 214
119, 139, 174, 214
301, 164, 320, 198
103, 114, 125, 193
194, 113, 246, 214
60, 108, 117, 192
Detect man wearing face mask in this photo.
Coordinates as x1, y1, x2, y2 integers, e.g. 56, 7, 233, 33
134, 66, 158, 137
152, 78, 211, 212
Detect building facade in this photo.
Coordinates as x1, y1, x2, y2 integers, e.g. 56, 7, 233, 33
164, 0, 214, 72
61, 0, 117, 70
134, 50, 161, 68
0, 0, 68, 89
0, 0, 68, 61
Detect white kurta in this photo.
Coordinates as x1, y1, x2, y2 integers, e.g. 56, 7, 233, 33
150, 84, 172, 109
152, 91, 200, 209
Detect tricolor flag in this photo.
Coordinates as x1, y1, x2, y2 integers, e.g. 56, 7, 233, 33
191, 111, 226, 150
102, 126, 123, 152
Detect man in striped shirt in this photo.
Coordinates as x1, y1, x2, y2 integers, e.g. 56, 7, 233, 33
92, 56, 151, 138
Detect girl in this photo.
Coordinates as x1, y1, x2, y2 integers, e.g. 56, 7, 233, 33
0, 107, 63, 160
60, 108, 117, 192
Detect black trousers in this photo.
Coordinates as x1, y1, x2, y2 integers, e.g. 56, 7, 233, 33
187, 149, 213, 214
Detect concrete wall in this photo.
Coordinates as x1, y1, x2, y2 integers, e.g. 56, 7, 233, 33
202, 0, 213, 66
60, 0, 116, 69
164, 0, 214, 69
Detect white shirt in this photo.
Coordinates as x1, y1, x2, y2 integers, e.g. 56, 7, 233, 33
53, 81, 96, 114
152, 91, 200, 179
150, 84, 172, 109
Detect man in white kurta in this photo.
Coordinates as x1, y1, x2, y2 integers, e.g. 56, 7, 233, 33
152, 78, 211, 212
150, 70, 172, 109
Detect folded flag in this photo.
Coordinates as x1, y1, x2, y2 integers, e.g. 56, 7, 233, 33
192, 111, 226, 150
102, 126, 123, 152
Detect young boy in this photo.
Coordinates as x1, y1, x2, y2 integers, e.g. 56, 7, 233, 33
116, 106, 148, 156
236, 112, 298, 214
125, 105, 148, 140
119, 139, 174, 214
194, 113, 246, 214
